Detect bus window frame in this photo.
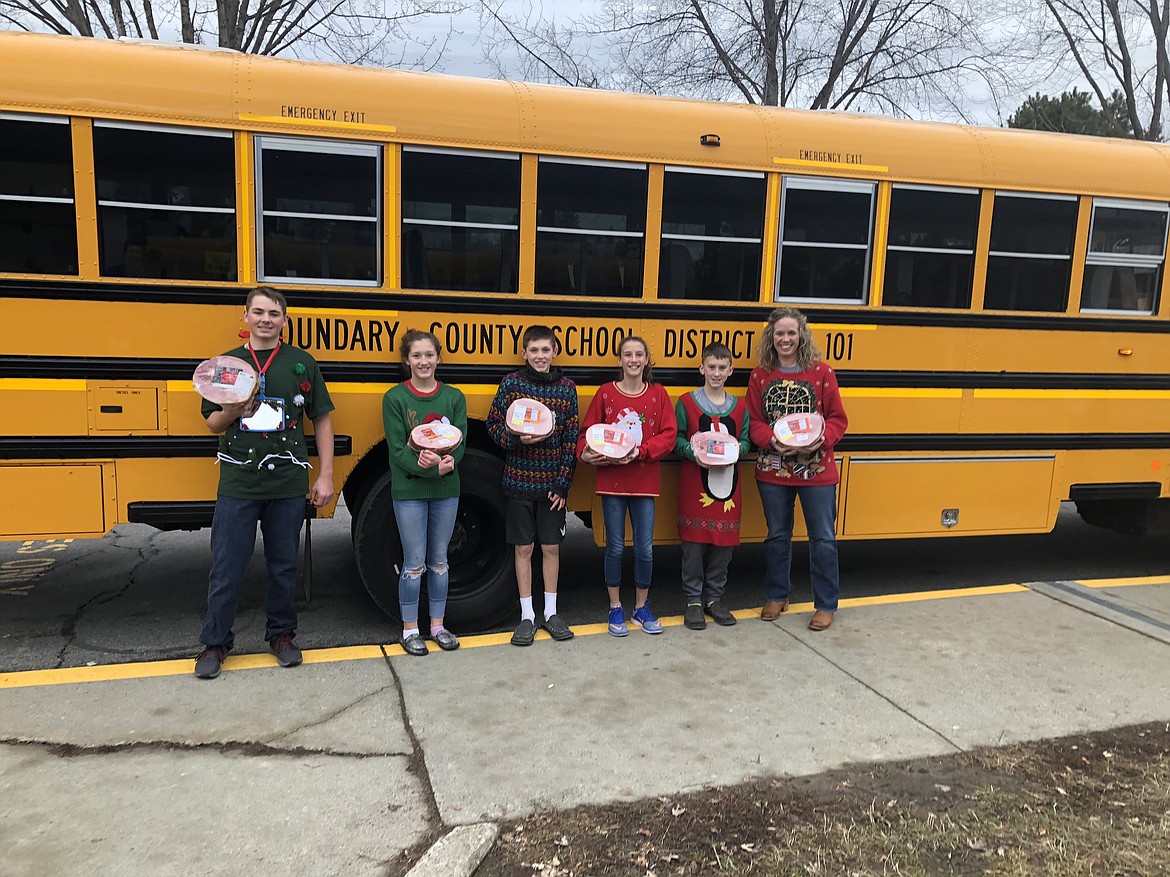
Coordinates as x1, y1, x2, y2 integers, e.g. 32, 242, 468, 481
92, 120, 237, 283
400, 145, 521, 294
883, 183, 980, 310
255, 134, 382, 287
984, 189, 1078, 313
774, 175, 876, 305
0, 112, 78, 277
1080, 196, 1169, 317
659, 164, 766, 303
535, 155, 648, 298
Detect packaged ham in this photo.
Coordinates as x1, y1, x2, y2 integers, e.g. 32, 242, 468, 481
409, 422, 463, 454
505, 397, 554, 437
584, 423, 637, 460
192, 356, 258, 405
772, 412, 825, 448
691, 430, 740, 466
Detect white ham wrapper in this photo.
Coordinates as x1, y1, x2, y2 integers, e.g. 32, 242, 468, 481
409, 422, 463, 454
192, 356, 258, 405
505, 397, 554, 437
585, 423, 637, 460
772, 412, 825, 448
691, 430, 740, 466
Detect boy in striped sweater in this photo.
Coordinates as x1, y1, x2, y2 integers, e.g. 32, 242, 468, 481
486, 326, 580, 646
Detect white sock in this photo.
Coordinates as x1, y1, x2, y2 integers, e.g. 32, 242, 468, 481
544, 592, 557, 619
520, 597, 535, 622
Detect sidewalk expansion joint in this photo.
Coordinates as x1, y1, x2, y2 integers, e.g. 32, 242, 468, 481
782, 627, 965, 754
1029, 580, 1170, 646
0, 736, 405, 760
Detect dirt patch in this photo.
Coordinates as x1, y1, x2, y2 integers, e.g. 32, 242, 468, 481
468, 721, 1170, 876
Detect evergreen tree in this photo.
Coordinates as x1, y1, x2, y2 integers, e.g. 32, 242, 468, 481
1007, 89, 1132, 138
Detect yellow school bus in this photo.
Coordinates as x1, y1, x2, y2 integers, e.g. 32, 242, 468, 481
2, 32, 1169, 625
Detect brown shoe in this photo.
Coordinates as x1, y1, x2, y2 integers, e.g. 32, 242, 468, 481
808, 610, 834, 631
760, 600, 789, 621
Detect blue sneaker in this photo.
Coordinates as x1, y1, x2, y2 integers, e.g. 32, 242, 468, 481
607, 606, 628, 637
632, 604, 663, 634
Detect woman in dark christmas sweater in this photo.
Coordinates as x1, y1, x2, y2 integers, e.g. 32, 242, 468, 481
747, 308, 848, 632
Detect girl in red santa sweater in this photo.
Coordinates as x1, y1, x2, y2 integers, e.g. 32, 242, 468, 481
578, 336, 677, 636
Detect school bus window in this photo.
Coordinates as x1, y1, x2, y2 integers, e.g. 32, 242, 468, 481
535, 157, 647, 297
257, 136, 380, 285
984, 192, 1077, 312
659, 166, 764, 302
1081, 198, 1168, 315
776, 177, 875, 303
0, 115, 77, 275
94, 123, 236, 282
884, 185, 979, 309
402, 147, 520, 293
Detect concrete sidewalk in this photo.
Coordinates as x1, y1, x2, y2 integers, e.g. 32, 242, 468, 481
2, 577, 1169, 876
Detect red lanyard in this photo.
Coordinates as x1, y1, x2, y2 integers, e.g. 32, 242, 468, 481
247, 342, 279, 392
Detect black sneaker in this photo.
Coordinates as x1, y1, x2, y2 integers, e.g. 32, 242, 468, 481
194, 645, 229, 679
511, 618, 536, 646
706, 600, 737, 626
684, 603, 706, 630
269, 632, 303, 667
542, 614, 574, 641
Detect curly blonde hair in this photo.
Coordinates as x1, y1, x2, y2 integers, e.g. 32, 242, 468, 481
755, 307, 822, 371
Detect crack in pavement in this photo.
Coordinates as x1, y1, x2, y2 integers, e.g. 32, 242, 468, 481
268, 682, 402, 744
54, 534, 164, 670
0, 736, 406, 760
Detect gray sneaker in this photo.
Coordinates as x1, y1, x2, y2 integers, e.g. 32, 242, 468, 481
269, 632, 303, 667
541, 614, 574, 641
194, 645, 229, 679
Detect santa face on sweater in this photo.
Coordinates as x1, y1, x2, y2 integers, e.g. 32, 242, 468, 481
613, 407, 645, 446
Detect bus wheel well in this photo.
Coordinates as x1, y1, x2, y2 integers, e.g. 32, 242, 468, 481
1074, 498, 1153, 536
341, 440, 389, 526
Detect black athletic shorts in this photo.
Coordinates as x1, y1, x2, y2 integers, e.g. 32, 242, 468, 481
505, 497, 567, 545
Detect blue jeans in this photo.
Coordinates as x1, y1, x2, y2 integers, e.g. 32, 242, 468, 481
758, 481, 840, 612
201, 494, 305, 649
393, 497, 459, 624
601, 495, 655, 589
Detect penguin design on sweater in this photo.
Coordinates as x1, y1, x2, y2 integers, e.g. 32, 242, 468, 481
695, 413, 737, 504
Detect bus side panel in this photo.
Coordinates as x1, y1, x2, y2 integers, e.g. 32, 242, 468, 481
841, 455, 1058, 537
0, 464, 112, 538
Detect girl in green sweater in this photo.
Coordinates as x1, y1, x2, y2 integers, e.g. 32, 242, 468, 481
381, 330, 468, 656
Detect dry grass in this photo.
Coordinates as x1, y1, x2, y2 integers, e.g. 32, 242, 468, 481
467, 722, 1170, 877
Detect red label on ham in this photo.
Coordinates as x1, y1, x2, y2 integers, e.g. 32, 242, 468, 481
192, 356, 258, 405
505, 398, 554, 437
772, 412, 825, 447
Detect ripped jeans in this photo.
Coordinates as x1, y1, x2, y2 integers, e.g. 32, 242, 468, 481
392, 497, 459, 624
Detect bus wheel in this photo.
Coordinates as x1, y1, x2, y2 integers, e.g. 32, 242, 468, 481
351, 450, 515, 629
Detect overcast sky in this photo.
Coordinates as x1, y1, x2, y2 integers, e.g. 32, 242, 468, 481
408, 1, 1028, 128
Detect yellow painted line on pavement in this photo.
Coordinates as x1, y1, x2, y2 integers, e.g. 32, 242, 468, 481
0, 645, 385, 690
1074, 575, 1170, 589
0, 581, 1056, 690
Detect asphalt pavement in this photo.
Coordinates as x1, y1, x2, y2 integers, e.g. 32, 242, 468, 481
2, 573, 1170, 876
